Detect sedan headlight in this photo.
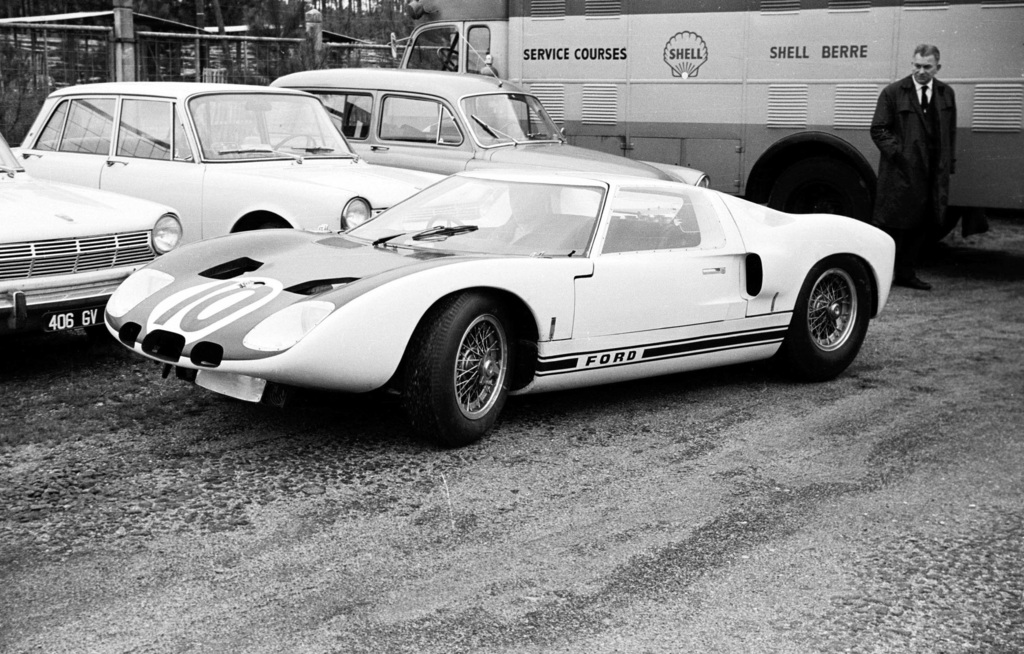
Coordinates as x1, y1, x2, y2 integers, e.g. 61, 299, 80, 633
152, 213, 183, 254
242, 300, 335, 352
342, 197, 372, 230
107, 269, 175, 318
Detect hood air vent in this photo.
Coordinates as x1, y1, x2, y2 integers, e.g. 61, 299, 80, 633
200, 257, 264, 279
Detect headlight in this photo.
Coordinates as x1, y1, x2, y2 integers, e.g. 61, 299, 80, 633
152, 213, 183, 254
107, 269, 175, 318
242, 300, 334, 352
342, 197, 371, 230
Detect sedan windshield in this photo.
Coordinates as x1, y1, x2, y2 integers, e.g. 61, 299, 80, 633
461, 93, 562, 147
348, 176, 605, 256
188, 93, 355, 162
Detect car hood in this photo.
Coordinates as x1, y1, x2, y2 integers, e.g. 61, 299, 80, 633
222, 159, 442, 199
110, 230, 473, 356
477, 143, 671, 180
1, 174, 168, 242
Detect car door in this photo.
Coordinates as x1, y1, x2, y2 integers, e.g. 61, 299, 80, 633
370, 94, 474, 175
20, 96, 114, 188
572, 186, 748, 339
99, 97, 207, 242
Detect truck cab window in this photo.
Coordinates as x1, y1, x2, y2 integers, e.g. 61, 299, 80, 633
405, 25, 460, 72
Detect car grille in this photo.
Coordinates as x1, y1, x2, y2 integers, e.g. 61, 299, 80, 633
0, 231, 156, 280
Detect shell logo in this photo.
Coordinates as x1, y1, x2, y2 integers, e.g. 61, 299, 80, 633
664, 31, 708, 79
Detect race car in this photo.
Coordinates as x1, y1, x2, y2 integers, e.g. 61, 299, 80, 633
105, 170, 895, 447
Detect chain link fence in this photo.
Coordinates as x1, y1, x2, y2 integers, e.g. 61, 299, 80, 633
1, 20, 400, 144
1, 23, 113, 143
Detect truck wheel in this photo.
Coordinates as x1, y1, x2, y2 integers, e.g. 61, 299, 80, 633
769, 156, 872, 221
402, 292, 513, 448
777, 255, 871, 382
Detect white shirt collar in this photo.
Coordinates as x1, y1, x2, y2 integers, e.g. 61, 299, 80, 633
913, 78, 934, 94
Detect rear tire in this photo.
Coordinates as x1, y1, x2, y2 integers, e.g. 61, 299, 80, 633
778, 255, 871, 382
769, 156, 872, 221
402, 292, 514, 448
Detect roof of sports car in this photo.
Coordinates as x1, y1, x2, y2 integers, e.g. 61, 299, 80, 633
272, 68, 526, 98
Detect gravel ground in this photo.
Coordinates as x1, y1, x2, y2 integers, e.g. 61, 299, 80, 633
1, 217, 1022, 653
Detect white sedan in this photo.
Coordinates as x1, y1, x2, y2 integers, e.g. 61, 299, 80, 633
1, 131, 181, 336
105, 170, 895, 447
17, 82, 441, 243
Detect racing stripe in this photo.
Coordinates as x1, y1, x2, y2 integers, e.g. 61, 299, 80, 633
536, 325, 788, 377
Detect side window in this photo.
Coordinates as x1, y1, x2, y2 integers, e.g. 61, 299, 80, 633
380, 96, 462, 145
405, 25, 460, 72
466, 26, 491, 74
315, 92, 372, 140
58, 98, 115, 155
173, 106, 193, 161
117, 99, 171, 160
34, 100, 69, 151
602, 188, 726, 254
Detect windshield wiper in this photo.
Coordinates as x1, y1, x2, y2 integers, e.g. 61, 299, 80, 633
470, 115, 523, 146
216, 145, 304, 164
372, 224, 479, 248
372, 233, 406, 247
411, 225, 479, 240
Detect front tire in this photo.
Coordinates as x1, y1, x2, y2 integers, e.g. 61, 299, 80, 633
402, 292, 514, 448
778, 255, 871, 382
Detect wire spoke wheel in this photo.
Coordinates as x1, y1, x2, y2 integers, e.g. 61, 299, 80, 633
453, 314, 508, 419
806, 268, 857, 352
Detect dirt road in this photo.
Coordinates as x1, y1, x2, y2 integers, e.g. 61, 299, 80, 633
2, 219, 1022, 653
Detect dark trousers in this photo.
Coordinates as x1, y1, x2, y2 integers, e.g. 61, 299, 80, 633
887, 226, 929, 282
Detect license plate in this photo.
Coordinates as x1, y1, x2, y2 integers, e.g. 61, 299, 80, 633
42, 306, 105, 332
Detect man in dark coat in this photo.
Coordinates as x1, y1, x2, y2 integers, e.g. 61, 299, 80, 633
870, 43, 957, 290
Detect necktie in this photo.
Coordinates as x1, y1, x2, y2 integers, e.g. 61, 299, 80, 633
921, 86, 929, 113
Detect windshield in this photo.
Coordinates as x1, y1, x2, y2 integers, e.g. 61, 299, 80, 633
0, 132, 23, 172
461, 93, 562, 146
188, 93, 355, 162
348, 176, 605, 257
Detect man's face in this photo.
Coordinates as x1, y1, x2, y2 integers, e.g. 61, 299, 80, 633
911, 54, 940, 85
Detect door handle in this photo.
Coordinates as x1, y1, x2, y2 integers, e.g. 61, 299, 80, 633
21, 152, 41, 159
703, 267, 726, 275
105, 159, 128, 167
370, 145, 390, 152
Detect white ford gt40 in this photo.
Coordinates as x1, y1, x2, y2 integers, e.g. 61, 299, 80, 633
106, 170, 895, 447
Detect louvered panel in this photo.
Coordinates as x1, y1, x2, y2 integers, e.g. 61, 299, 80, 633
761, 0, 800, 12
585, 0, 621, 17
903, 0, 948, 7
982, 0, 1023, 4
531, 0, 566, 18
834, 84, 879, 129
767, 84, 808, 128
829, 0, 871, 9
972, 84, 1024, 132
581, 85, 618, 125
0, 231, 156, 280
528, 83, 566, 124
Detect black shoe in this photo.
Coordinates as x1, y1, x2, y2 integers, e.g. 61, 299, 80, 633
895, 275, 932, 291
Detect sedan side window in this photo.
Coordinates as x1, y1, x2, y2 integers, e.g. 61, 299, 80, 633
602, 188, 726, 254
34, 100, 69, 151
315, 92, 372, 140
380, 96, 463, 146
117, 99, 171, 160
57, 98, 116, 155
